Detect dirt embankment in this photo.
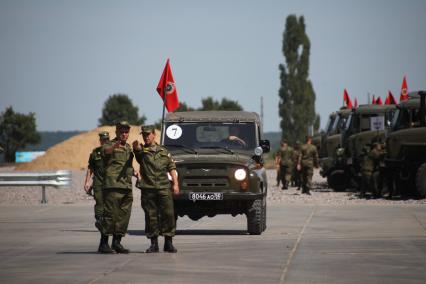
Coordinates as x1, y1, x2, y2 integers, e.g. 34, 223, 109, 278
15, 126, 160, 171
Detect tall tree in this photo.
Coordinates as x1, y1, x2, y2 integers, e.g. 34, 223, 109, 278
99, 94, 146, 126
0, 107, 41, 162
175, 101, 195, 112
278, 15, 319, 143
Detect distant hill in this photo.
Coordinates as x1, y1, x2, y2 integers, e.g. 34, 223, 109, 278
23, 131, 85, 151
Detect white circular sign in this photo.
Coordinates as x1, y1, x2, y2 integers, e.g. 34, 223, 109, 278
166, 125, 182, 140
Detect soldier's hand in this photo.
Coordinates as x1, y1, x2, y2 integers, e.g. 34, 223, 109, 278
172, 184, 180, 196
134, 171, 141, 181
132, 140, 141, 151
297, 164, 302, 171
84, 183, 91, 193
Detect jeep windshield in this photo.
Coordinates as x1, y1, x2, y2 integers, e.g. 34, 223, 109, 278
163, 122, 257, 151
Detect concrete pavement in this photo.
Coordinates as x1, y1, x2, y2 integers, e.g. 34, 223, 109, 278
0, 203, 425, 283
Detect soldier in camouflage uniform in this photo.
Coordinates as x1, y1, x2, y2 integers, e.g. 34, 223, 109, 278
292, 141, 302, 190
100, 121, 135, 254
133, 125, 179, 253
359, 142, 385, 199
84, 131, 109, 251
278, 140, 294, 190
297, 136, 319, 195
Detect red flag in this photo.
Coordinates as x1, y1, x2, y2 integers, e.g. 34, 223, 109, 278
343, 89, 353, 109
385, 90, 397, 105
372, 95, 376, 104
354, 98, 358, 108
375, 96, 383, 105
400, 76, 409, 102
156, 59, 179, 112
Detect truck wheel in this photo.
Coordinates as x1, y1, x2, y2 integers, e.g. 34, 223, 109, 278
416, 163, 426, 198
327, 170, 347, 192
247, 199, 263, 235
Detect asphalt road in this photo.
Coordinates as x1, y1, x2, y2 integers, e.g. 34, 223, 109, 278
0, 203, 425, 284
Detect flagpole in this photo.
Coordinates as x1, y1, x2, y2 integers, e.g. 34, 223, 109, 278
160, 89, 167, 145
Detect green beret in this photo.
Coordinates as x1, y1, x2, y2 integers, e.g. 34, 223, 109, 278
116, 121, 130, 129
98, 131, 110, 140
140, 125, 155, 134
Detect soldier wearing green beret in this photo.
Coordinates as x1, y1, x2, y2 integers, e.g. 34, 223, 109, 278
99, 121, 136, 254
133, 125, 180, 253
297, 136, 319, 195
84, 131, 110, 251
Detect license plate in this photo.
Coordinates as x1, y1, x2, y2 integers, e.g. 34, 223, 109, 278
189, 192, 223, 201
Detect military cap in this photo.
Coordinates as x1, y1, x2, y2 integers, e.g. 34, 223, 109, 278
116, 121, 130, 129
98, 131, 110, 140
140, 125, 155, 134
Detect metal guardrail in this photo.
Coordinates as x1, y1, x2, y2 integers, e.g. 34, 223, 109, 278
0, 170, 72, 204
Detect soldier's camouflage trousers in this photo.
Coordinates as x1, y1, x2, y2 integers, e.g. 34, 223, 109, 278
141, 187, 176, 238
102, 188, 133, 236
280, 165, 292, 185
361, 171, 380, 198
301, 166, 314, 192
93, 186, 104, 219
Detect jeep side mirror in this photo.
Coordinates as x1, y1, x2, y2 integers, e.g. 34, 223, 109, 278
259, 139, 270, 153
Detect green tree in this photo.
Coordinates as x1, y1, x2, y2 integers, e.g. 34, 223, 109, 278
175, 101, 195, 112
0, 107, 41, 162
199, 97, 243, 111
278, 15, 319, 144
99, 94, 146, 126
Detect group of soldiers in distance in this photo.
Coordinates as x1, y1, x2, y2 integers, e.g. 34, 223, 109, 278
275, 135, 386, 198
274, 136, 319, 195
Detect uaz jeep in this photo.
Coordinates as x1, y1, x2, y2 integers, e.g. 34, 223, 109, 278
162, 111, 270, 235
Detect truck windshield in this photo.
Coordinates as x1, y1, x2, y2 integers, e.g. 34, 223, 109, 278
163, 122, 257, 150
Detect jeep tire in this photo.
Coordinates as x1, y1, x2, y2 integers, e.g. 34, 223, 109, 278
247, 198, 263, 235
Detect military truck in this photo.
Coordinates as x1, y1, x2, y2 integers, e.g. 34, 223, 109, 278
343, 104, 396, 185
320, 107, 351, 186
385, 91, 426, 198
322, 105, 395, 191
162, 111, 270, 235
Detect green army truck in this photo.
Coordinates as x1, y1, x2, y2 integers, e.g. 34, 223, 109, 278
385, 91, 426, 198
322, 104, 395, 191
343, 104, 396, 185
319, 107, 351, 188
162, 111, 270, 235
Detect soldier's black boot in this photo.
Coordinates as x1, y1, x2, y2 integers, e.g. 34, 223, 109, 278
112, 235, 129, 254
99, 234, 113, 254
164, 236, 177, 253
95, 215, 102, 232
146, 237, 159, 253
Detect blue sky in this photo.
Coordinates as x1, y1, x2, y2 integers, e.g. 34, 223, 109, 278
1, 0, 425, 132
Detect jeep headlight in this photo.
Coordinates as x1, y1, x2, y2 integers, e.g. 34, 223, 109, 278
234, 168, 247, 181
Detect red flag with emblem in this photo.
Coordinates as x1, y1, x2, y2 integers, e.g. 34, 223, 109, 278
372, 95, 376, 104
156, 58, 179, 112
375, 96, 383, 105
343, 89, 353, 109
385, 90, 397, 105
400, 76, 409, 102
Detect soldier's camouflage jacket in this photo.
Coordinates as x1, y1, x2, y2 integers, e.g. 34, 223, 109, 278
134, 143, 176, 190
88, 146, 105, 188
101, 138, 134, 190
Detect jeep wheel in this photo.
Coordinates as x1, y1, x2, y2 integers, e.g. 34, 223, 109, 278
416, 163, 426, 198
262, 198, 267, 232
247, 199, 263, 235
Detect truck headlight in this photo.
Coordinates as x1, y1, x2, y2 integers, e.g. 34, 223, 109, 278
234, 168, 247, 181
